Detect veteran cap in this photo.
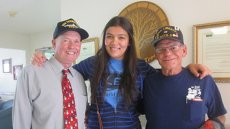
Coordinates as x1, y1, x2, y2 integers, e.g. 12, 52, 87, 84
152, 26, 184, 47
53, 18, 89, 40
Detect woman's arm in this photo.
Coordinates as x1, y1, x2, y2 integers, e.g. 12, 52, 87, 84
187, 64, 212, 79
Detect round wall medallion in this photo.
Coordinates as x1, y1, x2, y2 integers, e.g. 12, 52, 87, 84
119, 1, 169, 62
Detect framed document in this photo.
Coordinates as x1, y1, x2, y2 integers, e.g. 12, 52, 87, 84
193, 21, 230, 82
36, 47, 54, 60
75, 37, 99, 64
13, 64, 23, 80
2, 58, 12, 73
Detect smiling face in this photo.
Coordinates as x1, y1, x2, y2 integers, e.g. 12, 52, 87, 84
104, 26, 129, 60
155, 39, 187, 74
52, 31, 81, 68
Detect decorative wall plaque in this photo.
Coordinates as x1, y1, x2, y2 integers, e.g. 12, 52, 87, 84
119, 1, 169, 62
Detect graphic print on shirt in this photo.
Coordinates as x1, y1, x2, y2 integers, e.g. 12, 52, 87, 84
104, 73, 122, 109
186, 85, 203, 102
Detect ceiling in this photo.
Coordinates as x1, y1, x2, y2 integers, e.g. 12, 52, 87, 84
0, 0, 60, 34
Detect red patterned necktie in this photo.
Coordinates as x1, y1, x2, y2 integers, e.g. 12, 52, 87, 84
62, 69, 78, 129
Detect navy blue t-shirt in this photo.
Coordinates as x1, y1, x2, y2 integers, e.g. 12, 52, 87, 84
144, 68, 226, 129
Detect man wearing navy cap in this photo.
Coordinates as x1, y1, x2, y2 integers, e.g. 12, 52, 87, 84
13, 18, 89, 129
143, 26, 227, 129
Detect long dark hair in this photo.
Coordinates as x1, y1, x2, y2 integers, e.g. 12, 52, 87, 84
91, 16, 137, 105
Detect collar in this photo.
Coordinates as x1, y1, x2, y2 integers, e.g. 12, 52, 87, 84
48, 57, 73, 76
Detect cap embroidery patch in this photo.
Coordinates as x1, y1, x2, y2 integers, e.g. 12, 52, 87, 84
53, 18, 89, 40
61, 19, 79, 29
152, 25, 184, 46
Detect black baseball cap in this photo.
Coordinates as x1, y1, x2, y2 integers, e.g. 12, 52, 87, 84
53, 18, 89, 40
152, 26, 184, 47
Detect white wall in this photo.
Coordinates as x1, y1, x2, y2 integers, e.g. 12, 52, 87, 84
29, 30, 53, 57
0, 30, 53, 67
0, 32, 30, 64
0, 48, 26, 100
218, 83, 230, 125
0, 32, 28, 99
0, 32, 29, 49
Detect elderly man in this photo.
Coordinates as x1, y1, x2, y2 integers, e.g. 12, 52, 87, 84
13, 18, 89, 129
144, 26, 227, 129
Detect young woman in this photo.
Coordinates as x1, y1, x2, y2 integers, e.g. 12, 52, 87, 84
32, 16, 210, 129
73, 16, 156, 129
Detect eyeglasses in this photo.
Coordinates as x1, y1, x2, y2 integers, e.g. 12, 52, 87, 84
155, 44, 183, 54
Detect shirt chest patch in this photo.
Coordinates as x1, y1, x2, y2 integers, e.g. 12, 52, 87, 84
186, 85, 203, 102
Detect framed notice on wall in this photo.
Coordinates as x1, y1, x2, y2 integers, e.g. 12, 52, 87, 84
2, 58, 12, 73
194, 20, 230, 82
13, 64, 23, 80
36, 47, 54, 60
75, 37, 99, 64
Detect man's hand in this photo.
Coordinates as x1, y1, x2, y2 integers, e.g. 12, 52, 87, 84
188, 64, 212, 79
31, 50, 47, 66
